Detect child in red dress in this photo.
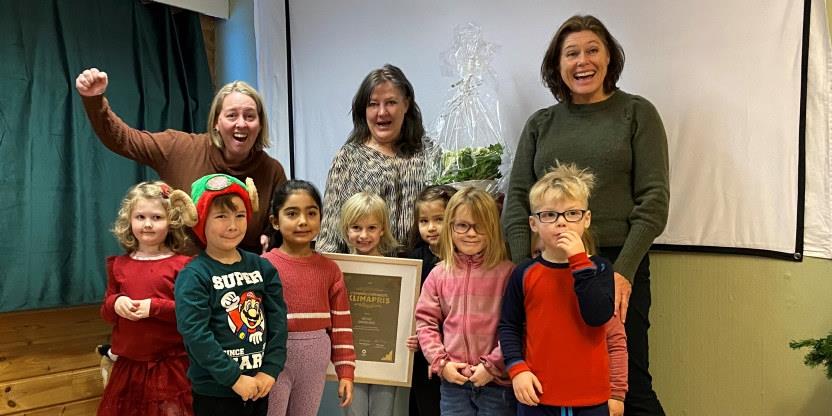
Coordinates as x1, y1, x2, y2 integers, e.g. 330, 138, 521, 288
98, 181, 197, 416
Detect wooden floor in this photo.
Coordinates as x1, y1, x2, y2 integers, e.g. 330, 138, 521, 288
0, 305, 109, 415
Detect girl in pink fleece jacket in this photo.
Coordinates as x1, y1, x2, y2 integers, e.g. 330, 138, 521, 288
414, 188, 517, 416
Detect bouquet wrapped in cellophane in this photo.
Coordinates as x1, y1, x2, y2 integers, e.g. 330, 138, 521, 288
431, 23, 510, 197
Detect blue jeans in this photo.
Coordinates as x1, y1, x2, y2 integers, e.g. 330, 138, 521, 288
342, 383, 396, 416
440, 381, 516, 416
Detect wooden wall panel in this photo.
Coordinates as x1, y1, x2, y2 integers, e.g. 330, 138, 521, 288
0, 306, 107, 349
0, 306, 109, 415
9, 397, 100, 416
0, 336, 104, 384
0, 368, 102, 415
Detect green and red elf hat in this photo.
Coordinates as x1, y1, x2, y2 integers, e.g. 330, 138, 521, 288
189, 174, 259, 246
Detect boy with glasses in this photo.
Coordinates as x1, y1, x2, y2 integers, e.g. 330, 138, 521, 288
498, 163, 628, 416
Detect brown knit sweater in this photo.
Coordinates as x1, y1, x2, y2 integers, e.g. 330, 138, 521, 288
82, 95, 286, 253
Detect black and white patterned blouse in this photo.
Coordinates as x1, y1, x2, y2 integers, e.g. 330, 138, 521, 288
317, 139, 439, 254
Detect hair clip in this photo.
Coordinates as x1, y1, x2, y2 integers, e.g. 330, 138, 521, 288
160, 184, 172, 199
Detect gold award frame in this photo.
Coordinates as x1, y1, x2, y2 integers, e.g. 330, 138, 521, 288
323, 253, 422, 387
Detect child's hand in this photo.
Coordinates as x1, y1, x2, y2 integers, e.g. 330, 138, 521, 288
134, 299, 151, 319
253, 372, 275, 400
114, 296, 142, 321
406, 335, 419, 352
337, 379, 353, 407
441, 361, 469, 385
260, 234, 269, 254
556, 230, 586, 258
512, 370, 542, 406
468, 363, 494, 387
608, 398, 624, 416
231, 374, 259, 401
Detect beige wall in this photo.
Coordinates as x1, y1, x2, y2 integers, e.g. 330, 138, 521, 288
650, 254, 832, 414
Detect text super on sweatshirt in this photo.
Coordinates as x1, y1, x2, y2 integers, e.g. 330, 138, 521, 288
175, 249, 288, 397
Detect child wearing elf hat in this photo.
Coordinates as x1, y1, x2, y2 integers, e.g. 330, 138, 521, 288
175, 173, 288, 416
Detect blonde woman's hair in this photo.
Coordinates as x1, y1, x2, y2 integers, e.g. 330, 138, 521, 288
528, 162, 597, 255
207, 80, 271, 151
438, 187, 507, 270
111, 181, 197, 253
339, 192, 399, 256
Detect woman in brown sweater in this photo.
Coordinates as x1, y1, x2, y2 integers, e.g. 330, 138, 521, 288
76, 68, 286, 253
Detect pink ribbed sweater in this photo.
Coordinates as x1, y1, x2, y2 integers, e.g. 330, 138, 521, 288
414, 253, 514, 385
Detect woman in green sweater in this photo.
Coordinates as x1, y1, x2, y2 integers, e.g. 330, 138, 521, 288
502, 14, 669, 416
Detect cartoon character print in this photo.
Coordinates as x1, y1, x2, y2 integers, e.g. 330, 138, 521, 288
221, 291, 265, 344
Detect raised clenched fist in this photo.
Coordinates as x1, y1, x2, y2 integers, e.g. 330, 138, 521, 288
75, 68, 109, 97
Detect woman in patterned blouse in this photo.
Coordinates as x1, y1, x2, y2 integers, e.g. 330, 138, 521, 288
317, 64, 438, 255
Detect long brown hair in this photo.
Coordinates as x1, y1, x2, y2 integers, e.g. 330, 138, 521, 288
347, 64, 425, 157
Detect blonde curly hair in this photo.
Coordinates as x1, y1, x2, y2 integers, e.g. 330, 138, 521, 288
111, 181, 197, 253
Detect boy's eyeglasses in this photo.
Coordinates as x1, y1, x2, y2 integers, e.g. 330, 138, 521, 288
452, 222, 484, 234
533, 209, 587, 223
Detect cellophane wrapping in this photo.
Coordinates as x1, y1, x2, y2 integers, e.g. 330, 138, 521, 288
431, 23, 511, 196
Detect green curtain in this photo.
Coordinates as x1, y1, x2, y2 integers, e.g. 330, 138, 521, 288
0, 0, 214, 312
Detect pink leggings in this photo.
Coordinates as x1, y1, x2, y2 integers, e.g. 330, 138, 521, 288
267, 330, 331, 416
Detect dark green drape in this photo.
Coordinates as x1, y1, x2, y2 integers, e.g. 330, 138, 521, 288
0, 0, 213, 312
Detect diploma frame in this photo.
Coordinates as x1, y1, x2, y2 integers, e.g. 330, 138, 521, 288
323, 253, 422, 387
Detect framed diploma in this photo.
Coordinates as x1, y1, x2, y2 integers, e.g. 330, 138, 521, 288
323, 253, 422, 387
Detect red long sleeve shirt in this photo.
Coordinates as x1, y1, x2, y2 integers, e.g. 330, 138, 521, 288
499, 253, 627, 406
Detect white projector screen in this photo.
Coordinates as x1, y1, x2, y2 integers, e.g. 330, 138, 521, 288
285, 0, 810, 258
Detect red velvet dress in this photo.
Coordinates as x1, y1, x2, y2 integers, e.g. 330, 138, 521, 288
98, 254, 193, 416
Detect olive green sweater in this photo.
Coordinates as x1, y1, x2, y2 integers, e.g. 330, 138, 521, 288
503, 90, 669, 281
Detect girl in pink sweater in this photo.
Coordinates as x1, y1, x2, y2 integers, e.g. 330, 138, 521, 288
414, 188, 517, 416
262, 180, 355, 416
